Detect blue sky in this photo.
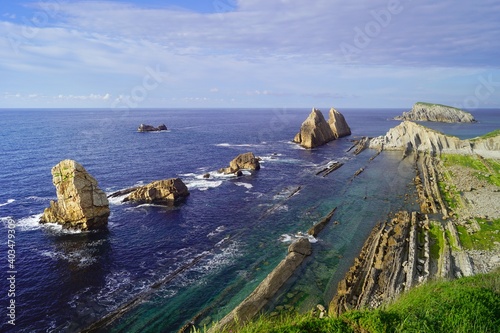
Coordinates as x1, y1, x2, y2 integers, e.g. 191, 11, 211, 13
1, 0, 499, 109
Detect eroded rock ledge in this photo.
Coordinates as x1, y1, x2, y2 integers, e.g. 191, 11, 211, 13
122, 178, 190, 205
395, 102, 476, 123
210, 238, 312, 332
218, 152, 261, 175
369, 121, 500, 158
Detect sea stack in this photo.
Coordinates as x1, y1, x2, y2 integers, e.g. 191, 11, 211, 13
123, 178, 190, 205
138, 123, 168, 132
293, 107, 351, 148
395, 102, 476, 123
219, 152, 260, 175
40, 159, 110, 230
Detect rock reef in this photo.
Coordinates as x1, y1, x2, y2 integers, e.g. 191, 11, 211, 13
369, 121, 500, 158
123, 178, 189, 205
40, 159, 110, 230
395, 102, 476, 123
219, 152, 260, 175
137, 123, 167, 132
293, 108, 351, 148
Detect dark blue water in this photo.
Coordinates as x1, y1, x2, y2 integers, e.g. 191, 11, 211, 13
0, 108, 497, 333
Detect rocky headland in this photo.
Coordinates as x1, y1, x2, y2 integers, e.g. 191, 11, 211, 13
121, 178, 190, 205
395, 102, 476, 123
369, 121, 500, 158
219, 152, 261, 175
293, 107, 351, 149
137, 123, 168, 132
40, 159, 110, 230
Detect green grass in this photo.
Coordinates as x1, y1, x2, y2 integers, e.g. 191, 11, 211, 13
414, 102, 465, 112
199, 269, 500, 333
428, 223, 444, 260
440, 154, 500, 187
457, 218, 500, 251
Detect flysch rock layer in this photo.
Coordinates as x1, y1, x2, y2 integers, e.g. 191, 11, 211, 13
395, 102, 476, 123
210, 238, 312, 332
40, 159, 110, 230
369, 121, 500, 158
293, 107, 351, 149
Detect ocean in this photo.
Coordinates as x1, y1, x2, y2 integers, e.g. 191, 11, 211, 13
0, 108, 498, 332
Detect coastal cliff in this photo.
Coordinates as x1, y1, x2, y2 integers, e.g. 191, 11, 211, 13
369, 121, 500, 158
395, 102, 476, 123
293, 108, 351, 148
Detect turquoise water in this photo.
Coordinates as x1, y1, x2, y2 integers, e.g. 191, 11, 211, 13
0, 108, 496, 332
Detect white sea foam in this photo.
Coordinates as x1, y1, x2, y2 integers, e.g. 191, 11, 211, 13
215, 143, 261, 148
107, 193, 128, 205
207, 225, 226, 237
16, 214, 43, 231
0, 199, 15, 207
279, 232, 318, 243
186, 179, 223, 191
234, 182, 253, 189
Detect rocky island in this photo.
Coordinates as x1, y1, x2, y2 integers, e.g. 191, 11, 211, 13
293, 107, 351, 148
395, 102, 476, 123
119, 178, 190, 205
40, 159, 110, 230
218, 152, 261, 175
137, 123, 168, 132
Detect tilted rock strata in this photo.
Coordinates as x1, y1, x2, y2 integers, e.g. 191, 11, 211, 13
211, 238, 312, 332
395, 102, 476, 123
293, 108, 351, 148
369, 121, 500, 158
123, 178, 189, 204
219, 152, 260, 175
40, 159, 110, 230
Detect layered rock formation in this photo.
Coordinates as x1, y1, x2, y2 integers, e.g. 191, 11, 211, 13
40, 159, 110, 230
211, 238, 312, 332
395, 102, 476, 123
137, 123, 167, 132
369, 121, 500, 158
123, 178, 189, 205
219, 152, 260, 175
293, 108, 351, 148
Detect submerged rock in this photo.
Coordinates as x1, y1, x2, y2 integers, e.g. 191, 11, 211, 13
123, 178, 189, 205
137, 123, 167, 132
211, 238, 312, 332
40, 159, 110, 230
293, 107, 351, 148
395, 102, 476, 123
219, 152, 260, 175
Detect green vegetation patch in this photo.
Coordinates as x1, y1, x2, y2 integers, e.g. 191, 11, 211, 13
441, 154, 500, 187
202, 270, 500, 333
471, 129, 500, 141
428, 223, 444, 260
457, 218, 500, 251
415, 102, 465, 112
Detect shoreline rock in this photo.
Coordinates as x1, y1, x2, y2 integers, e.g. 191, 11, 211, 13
210, 238, 312, 332
123, 178, 189, 205
293, 107, 351, 149
137, 123, 168, 132
369, 121, 500, 158
395, 102, 476, 123
40, 159, 110, 230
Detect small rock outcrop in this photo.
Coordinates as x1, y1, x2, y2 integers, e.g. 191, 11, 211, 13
40, 159, 110, 230
123, 178, 189, 205
138, 123, 167, 132
395, 102, 476, 123
211, 238, 312, 332
219, 152, 260, 175
293, 108, 351, 148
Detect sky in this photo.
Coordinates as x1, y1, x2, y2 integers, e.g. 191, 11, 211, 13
1, 0, 499, 109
